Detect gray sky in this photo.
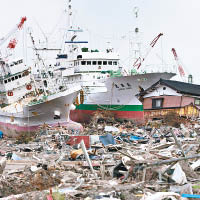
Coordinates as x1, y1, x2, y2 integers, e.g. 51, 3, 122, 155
0, 0, 200, 83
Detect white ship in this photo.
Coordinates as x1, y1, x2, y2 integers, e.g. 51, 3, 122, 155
61, 47, 175, 123
0, 17, 81, 136
53, 1, 176, 123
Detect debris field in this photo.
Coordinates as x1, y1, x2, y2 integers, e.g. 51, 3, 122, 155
1, 112, 200, 199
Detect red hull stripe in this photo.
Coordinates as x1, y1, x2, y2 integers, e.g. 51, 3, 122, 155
70, 109, 144, 123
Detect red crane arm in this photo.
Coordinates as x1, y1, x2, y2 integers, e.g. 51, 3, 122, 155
150, 33, 163, 47
7, 17, 27, 49
172, 48, 178, 60
18, 17, 27, 29
171, 48, 185, 77
133, 33, 163, 69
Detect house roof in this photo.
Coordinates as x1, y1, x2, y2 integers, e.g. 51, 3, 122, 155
141, 79, 200, 97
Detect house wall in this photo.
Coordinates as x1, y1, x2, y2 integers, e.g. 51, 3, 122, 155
144, 104, 200, 119
143, 96, 180, 109
142, 83, 200, 119
143, 95, 195, 109
143, 84, 196, 110
181, 96, 195, 107
144, 86, 181, 98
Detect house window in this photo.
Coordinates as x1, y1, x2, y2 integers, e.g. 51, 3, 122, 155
152, 98, 163, 108
195, 98, 200, 105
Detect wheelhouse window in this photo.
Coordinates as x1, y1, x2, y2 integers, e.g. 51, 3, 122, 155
108, 61, 112, 65
121, 84, 125, 87
87, 61, 91, 65
103, 61, 107, 65
98, 61, 102, 65
115, 84, 119, 88
81, 61, 86, 65
195, 98, 200, 105
92, 61, 97, 65
113, 61, 118, 65
152, 98, 164, 109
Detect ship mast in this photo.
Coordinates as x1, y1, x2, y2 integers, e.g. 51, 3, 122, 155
64, 0, 88, 60
129, 6, 142, 71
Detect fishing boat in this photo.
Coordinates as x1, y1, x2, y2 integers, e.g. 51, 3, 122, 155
54, 1, 176, 123
66, 48, 175, 123
0, 17, 82, 136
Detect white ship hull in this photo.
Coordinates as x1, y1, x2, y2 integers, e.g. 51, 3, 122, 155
70, 72, 176, 123
0, 85, 81, 136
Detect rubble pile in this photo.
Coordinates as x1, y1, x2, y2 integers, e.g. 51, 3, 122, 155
1, 113, 200, 199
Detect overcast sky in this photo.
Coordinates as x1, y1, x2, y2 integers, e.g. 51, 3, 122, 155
0, 0, 200, 83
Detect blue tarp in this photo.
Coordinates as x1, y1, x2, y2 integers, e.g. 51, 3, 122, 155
12, 153, 22, 161
0, 131, 3, 138
99, 133, 116, 146
129, 135, 145, 141
181, 194, 200, 198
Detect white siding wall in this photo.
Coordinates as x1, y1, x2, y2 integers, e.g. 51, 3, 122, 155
144, 85, 181, 98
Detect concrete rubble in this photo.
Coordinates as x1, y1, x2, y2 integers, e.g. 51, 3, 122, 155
1, 112, 200, 199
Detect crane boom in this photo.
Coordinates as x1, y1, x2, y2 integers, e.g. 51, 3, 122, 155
0, 17, 27, 49
133, 33, 163, 69
171, 48, 185, 77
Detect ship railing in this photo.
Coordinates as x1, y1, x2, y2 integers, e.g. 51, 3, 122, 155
133, 64, 177, 75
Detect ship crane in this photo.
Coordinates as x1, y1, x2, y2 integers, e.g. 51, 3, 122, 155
171, 48, 186, 78
133, 33, 163, 69
0, 17, 26, 50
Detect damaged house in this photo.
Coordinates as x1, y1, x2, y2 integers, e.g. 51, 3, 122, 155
138, 78, 200, 119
